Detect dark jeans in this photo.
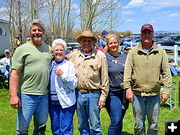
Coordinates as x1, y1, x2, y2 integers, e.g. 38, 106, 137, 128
106, 91, 127, 135
49, 100, 76, 135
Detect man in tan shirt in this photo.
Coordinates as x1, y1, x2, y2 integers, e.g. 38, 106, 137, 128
70, 29, 109, 135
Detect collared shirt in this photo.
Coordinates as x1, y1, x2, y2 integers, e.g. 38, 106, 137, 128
70, 48, 109, 102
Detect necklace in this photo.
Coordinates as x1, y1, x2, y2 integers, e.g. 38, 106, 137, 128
112, 59, 120, 64
110, 52, 124, 66
111, 57, 124, 66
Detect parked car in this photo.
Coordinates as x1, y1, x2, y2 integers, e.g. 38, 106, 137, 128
131, 38, 140, 46
172, 35, 180, 45
123, 36, 140, 47
157, 36, 178, 46
153, 35, 165, 42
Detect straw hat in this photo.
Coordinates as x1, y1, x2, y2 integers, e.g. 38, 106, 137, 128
76, 29, 97, 43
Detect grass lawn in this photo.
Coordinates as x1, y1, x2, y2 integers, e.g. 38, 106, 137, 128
0, 77, 179, 135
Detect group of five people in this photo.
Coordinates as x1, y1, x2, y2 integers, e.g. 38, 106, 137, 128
10, 19, 172, 135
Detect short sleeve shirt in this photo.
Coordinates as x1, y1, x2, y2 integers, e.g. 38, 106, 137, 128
12, 42, 52, 95
105, 52, 126, 91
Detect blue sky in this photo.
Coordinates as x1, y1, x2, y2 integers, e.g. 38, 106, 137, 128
1, 0, 180, 34
119, 0, 180, 34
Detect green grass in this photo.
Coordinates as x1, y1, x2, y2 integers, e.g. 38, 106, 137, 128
0, 78, 179, 135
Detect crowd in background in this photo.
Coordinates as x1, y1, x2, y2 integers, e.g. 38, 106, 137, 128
0, 19, 175, 135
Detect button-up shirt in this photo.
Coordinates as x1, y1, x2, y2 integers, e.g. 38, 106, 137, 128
70, 48, 109, 102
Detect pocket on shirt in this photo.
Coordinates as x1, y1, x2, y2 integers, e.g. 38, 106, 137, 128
88, 64, 100, 80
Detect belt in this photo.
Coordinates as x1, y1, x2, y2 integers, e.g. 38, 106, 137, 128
77, 89, 98, 93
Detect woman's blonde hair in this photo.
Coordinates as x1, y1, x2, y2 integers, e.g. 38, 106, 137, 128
104, 34, 120, 53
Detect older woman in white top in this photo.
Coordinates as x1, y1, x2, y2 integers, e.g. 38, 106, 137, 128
49, 39, 77, 135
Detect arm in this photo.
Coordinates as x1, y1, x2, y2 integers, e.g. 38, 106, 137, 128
0, 58, 5, 65
64, 51, 73, 60
161, 50, 172, 103
55, 62, 77, 89
99, 54, 109, 108
123, 50, 134, 103
10, 69, 21, 109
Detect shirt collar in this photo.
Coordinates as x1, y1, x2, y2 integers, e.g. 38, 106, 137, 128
79, 48, 97, 58
137, 41, 159, 53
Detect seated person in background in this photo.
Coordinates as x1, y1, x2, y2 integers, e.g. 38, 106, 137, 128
169, 59, 178, 76
0, 49, 10, 80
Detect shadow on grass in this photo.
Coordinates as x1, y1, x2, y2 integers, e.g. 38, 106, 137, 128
122, 132, 133, 135
160, 104, 171, 109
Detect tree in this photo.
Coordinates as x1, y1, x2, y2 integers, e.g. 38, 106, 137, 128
45, 0, 74, 42
2, 0, 126, 50
79, 0, 122, 32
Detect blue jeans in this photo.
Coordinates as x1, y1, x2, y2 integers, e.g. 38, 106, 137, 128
76, 91, 102, 135
106, 91, 126, 135
0, 68, 8, 80
49, 100, 76, 135
16, 94, 48, 135
132, 94, 160, 135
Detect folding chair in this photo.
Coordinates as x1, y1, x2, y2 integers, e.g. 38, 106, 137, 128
166, 81, 177, 110
0, 67, 9, 89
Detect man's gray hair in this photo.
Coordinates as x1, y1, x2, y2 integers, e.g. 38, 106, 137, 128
29, 19, 45, 32
52, 38, 67, 51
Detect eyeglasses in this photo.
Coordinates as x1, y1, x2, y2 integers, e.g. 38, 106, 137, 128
141, 31, 153, 35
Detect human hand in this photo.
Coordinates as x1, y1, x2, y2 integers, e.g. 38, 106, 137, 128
161, 93, 169, 104
54, 68, 64, 76
98, 101, 105, 109
10, 95, 20, 109
126, 88, 134, 103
